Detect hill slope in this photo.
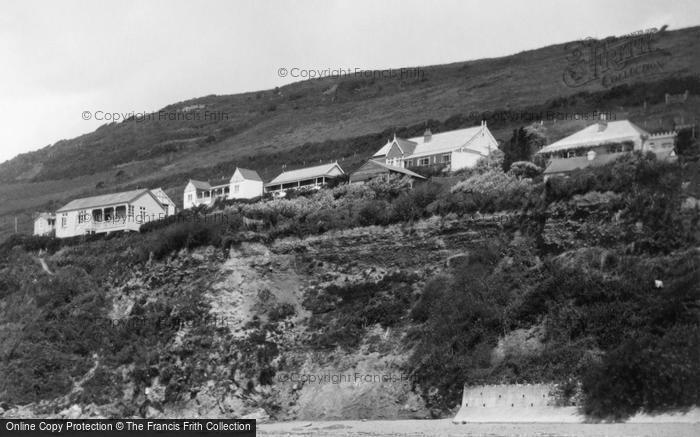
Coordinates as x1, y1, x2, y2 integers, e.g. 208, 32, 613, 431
1, 25, 700, 239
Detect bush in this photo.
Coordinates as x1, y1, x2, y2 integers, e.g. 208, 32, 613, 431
582, 327, 700, 419
357, 200, 391, 226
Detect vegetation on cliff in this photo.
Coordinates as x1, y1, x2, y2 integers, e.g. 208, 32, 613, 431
1, 147, 698, 420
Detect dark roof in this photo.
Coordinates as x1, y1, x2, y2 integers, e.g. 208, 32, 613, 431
57, 189, 152, 212
188, 179, 212, 190
236, 167, 263, 182
371, 161, 426, 179
544, 152, 628, 175
395, 138, 418, 156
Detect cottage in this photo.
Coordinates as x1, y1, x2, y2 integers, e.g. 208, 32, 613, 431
183, 167, 263, 209
264, 162, 344, 195
55, 189, 168, 239
229, 167, 264, 199
349, 160, 426, 184
33, 212, 56, 236
537, 118, 677, 178
183, 179, 229, 209
372, 122, 498, 172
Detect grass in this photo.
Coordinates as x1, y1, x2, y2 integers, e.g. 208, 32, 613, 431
1, 26, 700, 241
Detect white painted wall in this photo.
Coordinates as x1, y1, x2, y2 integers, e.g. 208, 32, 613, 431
55, 193, 166, 239
230, 170, 263, 199
450, 151, 484, 171
183, 182, 199, 209
33, 217, 55, 236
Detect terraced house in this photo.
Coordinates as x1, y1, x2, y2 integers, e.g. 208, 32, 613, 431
371, 122, 498, 172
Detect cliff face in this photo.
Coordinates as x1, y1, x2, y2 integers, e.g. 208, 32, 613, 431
1, 156, 698, 421
0, 218, 503, 420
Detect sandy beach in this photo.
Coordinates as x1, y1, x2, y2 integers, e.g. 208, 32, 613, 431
258, 419, 700, 437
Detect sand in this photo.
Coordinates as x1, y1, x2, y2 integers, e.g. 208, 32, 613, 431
258, 419, 700, 437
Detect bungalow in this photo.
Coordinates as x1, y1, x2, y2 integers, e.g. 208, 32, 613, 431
349, 160, 426, 184
55, 188, 169, 239
372, 122, 498, 172
536, 117, 677, 178
183, 167, 263, 209
33, 212, 56, 236
264, 162, 344, 195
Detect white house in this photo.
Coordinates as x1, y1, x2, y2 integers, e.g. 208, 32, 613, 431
33, 212, 56, 236
183, 179, 229, 209
371, 122, 498, 172
229, 167, 264, 199
183, 167, 263, 209
537, 118, 677, 178
55, 189, 168, 239
264, 162, 344, 195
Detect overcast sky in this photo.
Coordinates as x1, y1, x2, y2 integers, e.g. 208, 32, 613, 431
0, 0, 698, 163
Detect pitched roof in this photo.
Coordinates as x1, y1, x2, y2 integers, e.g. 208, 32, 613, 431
150, 188, 176, 206
543, 152, 627, 175
367, 160, 426, 179
266, 162, 344, 186
235, 167, 263, 182
188, 179, 212, 190
56, 189, 153, 212
373, 125, 494, 159
35, 212, 55, 220
538, 120, 649, 154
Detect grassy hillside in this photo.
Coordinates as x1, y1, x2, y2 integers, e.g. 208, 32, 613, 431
1, 26, 700, 240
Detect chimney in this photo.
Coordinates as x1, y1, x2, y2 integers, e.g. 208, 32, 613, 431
424, 128, 432, 143
587, 150, 597, 161
598, 113, 608, 131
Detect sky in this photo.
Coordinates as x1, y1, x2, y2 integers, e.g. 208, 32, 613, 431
0, 0, 699, 163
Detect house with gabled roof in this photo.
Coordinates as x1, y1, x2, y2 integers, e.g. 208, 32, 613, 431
264, 162, 344, 195
372, 122, 498, 172
183, 167, 263, 209
537, 117, 677, 178
230, 167, 263, 199
33, 212, 56, 236
54, 188, 169, 238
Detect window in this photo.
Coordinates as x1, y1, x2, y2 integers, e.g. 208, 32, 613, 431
78, 210, 87, 224
234, 184, 239, 193
115, 205, 126, 220
187, 194, 193, 202
442, 154, 451, 163
61, 213, 67, 227
418, 157, 430, 166
128, 205, 135, 218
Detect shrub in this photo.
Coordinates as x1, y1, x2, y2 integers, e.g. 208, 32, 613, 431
357, 200, 391, 226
